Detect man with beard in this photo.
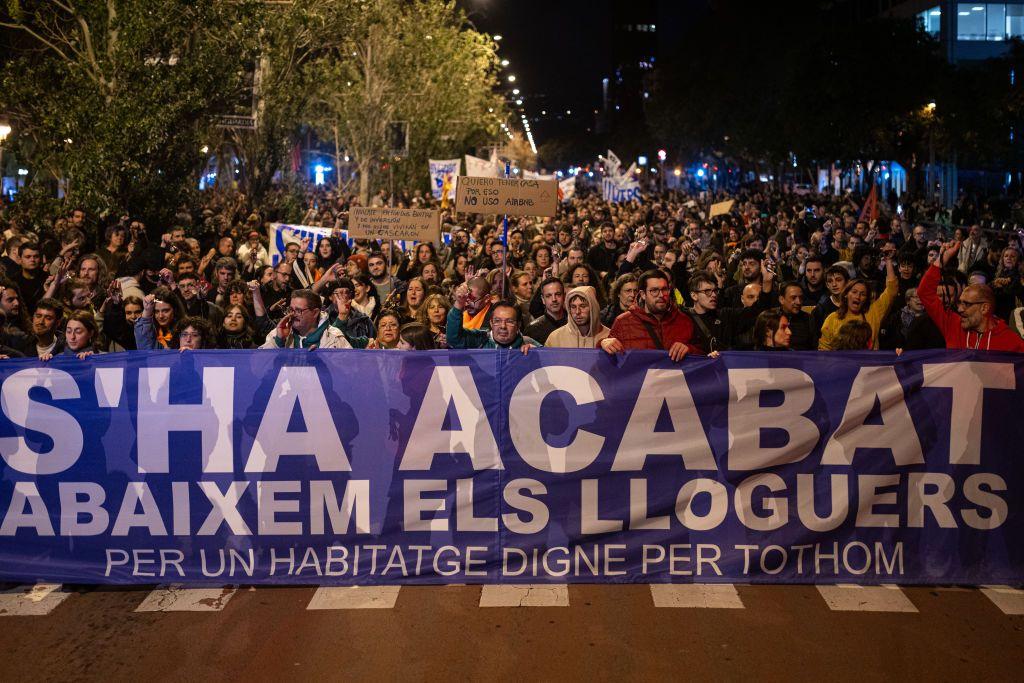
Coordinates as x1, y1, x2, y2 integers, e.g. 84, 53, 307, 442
368, 252, 398, 302
587, 223, 621, 277
0, 281, 30, 354
119, 246, 165, 300
29, 298, 64, 358
608, 269, 701, 361
723, 249, 764, 308
525, 277, 567, 344
546, 286, 610, 348
921, 241, 1024, 351
800, 255, 827, 305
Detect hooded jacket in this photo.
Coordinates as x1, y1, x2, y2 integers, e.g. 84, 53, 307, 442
919, 263, 1024, 352
546, 286, 611, 348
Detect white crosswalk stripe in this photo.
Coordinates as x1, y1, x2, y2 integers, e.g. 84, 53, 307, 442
816, 584, 918, 613
134, 585, 236, 612
0, 583, 72, 616
307, 586, 401, 610
650, 583, 744, 608
479, 584, 569, 607
981, 585, 1024, 615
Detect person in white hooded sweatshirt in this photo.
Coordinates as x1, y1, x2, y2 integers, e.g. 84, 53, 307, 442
545, 285, 612, 348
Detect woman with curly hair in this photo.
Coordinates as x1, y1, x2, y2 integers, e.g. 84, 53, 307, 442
175, 316, 216, 351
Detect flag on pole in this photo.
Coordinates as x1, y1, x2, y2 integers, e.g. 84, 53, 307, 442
599, 149, 642, 203
440, 174, 454, 209
429, 158, 460, 200
859, 183, 879, 224
465, 154, 501, 178
558, 176, 576, 203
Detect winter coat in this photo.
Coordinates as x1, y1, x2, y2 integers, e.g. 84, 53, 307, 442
546, 286, 611, 348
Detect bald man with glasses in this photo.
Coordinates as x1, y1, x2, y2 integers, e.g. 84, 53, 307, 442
918, 241, 1024, 352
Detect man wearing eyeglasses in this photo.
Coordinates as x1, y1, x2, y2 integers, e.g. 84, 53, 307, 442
918, 241, 1024, 352
683, 270, 775, 352
260, 289, 352, 349
606, 269, 702, 361
447, 283, 539, 352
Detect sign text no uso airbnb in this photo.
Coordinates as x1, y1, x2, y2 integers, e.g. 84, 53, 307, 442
454, 176, 558, 217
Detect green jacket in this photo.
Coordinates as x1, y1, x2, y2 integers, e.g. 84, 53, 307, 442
446, 307, 541, 350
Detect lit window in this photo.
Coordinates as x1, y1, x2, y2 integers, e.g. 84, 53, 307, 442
988, 3, 1006, 39
957, 4, 987, 40
1009, 4, 1024, 38
917, 6, 941, 36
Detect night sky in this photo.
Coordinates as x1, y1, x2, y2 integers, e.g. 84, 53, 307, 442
459, 0, 703, 146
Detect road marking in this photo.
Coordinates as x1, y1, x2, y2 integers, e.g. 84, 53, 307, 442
307, 586, 401, 610
816, 584, 918, 612
0, 583, 71, 616
981, 585, 1024, 615
479, 584, 569, 607
650, 584, 744, 609
135, 585, 236, 612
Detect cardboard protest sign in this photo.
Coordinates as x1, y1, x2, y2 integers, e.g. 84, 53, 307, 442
454, 176, 558, 217
710, 200, 735, 217
347, 207, 440, 243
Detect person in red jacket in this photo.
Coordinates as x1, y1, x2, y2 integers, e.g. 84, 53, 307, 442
919, 241, 1024, 352
604, 269, 703, 361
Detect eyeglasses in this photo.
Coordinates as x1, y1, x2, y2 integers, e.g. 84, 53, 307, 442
646, 287, 672, 294
693, 288, 717, 296
491, 317, 517, 326
957, 299, 985, 309
180, 331, 201, 339
288, 307, 315, 316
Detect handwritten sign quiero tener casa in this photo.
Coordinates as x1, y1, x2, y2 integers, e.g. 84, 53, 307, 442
454, 176, 559, 217
347, 207, 440, 242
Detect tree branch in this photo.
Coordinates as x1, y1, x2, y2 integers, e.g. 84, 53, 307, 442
0, 21, 73, 63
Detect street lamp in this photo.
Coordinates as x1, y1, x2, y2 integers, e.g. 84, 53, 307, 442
507, 74, 516, 83
0, 117, 11, 189
500, 59, 509, 67
493, 34, 503, 41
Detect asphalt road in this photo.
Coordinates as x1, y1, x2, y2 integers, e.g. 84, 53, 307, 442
0, 582, 1021, 681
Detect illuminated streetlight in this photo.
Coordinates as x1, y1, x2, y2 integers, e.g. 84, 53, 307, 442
512, 88, 520, 95
507, 74, 516, 83
501, 59, 509, 67
493, 34, 503, 41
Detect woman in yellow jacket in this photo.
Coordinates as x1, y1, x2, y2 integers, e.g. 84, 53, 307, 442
818, 257, 897, 350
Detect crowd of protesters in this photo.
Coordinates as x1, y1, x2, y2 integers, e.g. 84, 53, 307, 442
1, 182, 1023, 362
